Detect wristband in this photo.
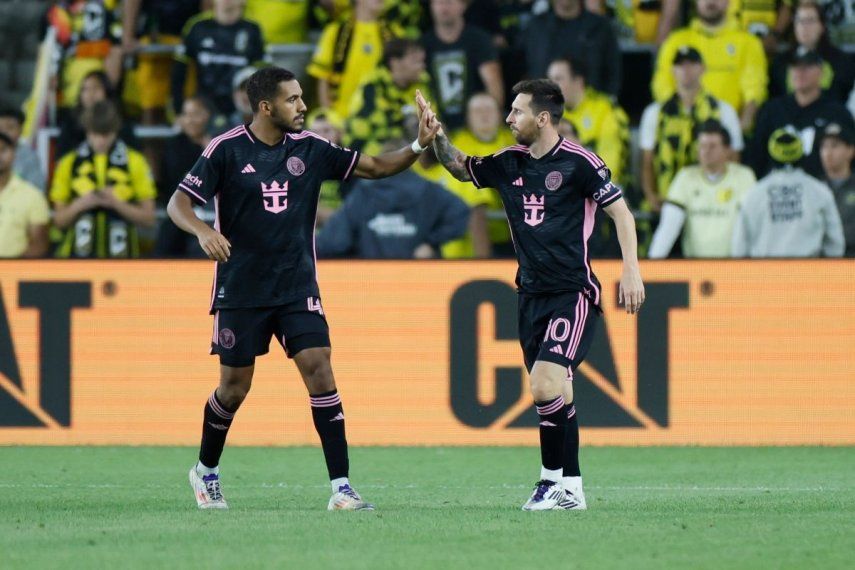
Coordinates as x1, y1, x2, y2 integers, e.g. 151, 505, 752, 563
411, 139, 428, 154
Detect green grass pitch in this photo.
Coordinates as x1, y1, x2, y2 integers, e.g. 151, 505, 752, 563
1, 446, 852, 569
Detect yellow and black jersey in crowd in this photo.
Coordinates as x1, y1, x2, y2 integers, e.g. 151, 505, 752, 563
50, 140, 157, 258
562, 88, 631, 187
652, 18, 768, 112
344, 67, 434, 157
307, 19, 397, 118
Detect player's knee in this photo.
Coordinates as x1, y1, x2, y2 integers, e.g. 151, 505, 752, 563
218, 368, 253, 408
530, 375, 561, 402
303, 361, 335, 393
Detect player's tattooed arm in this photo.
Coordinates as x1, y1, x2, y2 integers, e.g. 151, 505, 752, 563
433, 131, 471, 182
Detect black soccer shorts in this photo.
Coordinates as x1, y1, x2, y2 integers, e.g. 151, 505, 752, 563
518, 291, 600, 375
210, 297, 330, 367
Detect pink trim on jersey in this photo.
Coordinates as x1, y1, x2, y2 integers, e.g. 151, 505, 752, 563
559, 140, 603, 168
565, 294, 584, 359
202, 126, 244, 158
242, 125, 254, 142
212, 310, 219, 345
566, 294, 589, 360
178, 183, 207, 204
466, 157, 482, 188
208, 196, 221, 313
493, 145, 529, 157
343, 151, 359, 180
582, 198, 600, 306
288, 130, 331, 144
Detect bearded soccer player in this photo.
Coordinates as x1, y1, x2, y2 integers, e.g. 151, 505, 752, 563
419, 80, 644, 510
168, 67, 439, 511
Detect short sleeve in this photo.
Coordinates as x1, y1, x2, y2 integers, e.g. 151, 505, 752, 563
129, 152, 157, 202
665, 168, 690, 207
312, 135, 360, 182
177, 144, 224, 205
638, 103, 659, 151
579, 158, 622, 207
49, 153, 75, 206
465, 154, 504, 189
27, 189, 50, 226
470, 28, 498, 66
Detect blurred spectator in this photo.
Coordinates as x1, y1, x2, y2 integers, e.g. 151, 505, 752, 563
639, 47, 744, 211
171, 0, 267, 117
307, 0, 392, 119
733, 128, 844, 257
50, 101, 156, 258
121, 0, 204, 126
154, 96, 216, 258
49, 0, 122, 112
315, 168, 470, 259
0, 109, 45, 191
558, 117, 580, 142
547, 56, 630, 186
244, 0, 309, 44
596, 0, 681, 45
413, 148, 492, 258
652, 0, 767, 131
649, 120, 756, 258
0, 133, 49, 258
344, 39, 434, 156
464, 0, 505, 47
750, 48, 855, 179
819, 122, 855, 257
770, 1, 854, 103
228, 66, 257, 128
523, 0, 622, 98
813, 0, 855, 44
728, 0, 792, 53
423, 0, 504, 131
56, 71, 139, 158
306, 108, 347, 226
452, 93, 517, 256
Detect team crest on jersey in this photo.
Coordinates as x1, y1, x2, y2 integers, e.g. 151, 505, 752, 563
287, 156, 306, 176
523, 194, 545, 226
545, 171, 563, 191
261, 180, 289, 214
597, 167, 609, 180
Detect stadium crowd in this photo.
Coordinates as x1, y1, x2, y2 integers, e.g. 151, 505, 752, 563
0, 0, 852, 259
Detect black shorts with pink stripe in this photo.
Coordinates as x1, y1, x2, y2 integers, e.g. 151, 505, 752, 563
518, 291, 600, 374
210, 298, 330, 367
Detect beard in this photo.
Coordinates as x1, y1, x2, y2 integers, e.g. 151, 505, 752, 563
270, 108, 305, 133
510, 127, 534, 146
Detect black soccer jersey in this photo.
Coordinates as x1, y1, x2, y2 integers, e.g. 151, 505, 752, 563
176, 16, 266, 114
466, 137, 622, 307
178, 125, 360, 313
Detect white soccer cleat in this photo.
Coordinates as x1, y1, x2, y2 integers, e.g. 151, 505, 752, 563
327, 484, 375, 511
189, 466, 229, 510
553, 487, 587, 510
521, 480, 564, 511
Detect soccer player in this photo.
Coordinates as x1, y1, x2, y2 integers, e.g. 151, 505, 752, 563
418, 80, 645, 510
167, 67, 439, 511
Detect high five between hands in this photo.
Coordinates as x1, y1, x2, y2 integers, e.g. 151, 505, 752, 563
416, 90, 442, 146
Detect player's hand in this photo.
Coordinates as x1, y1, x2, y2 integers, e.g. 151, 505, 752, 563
415, 90, 444, 141
618, 267, 645, 315
197, 227, 231, 262
417, 103, 441, 148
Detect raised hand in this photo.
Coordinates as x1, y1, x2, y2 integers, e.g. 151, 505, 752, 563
417, 98, 441, 148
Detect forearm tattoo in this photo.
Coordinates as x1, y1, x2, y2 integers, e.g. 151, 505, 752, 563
433, 132, 471, 182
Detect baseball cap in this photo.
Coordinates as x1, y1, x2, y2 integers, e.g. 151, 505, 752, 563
818, 122, 854, 145
232, 66, 258, 91
673, 46, 703, 65
789, 47, 823, 67
767, 128, 804, 165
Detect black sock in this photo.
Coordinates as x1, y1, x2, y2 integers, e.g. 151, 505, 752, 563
564, 402, 581, 477
536, 395, 567, 473
199, 390, 237, 468
310, 390, 349, 481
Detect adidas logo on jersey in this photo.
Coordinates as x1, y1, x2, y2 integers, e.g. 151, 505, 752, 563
512, 177, 524, 186
550, 345, 564, 354
241, 164, 256, 174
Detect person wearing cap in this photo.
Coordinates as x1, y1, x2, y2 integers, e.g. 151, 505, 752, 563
50, 100, 156, 258
0, 132, 49, 258
819, 122, 855, 257
648, 120, 756, 258
640, 45, 745, 213
769, 1, 854, 104
733, 128, 844, 258
652, 0, 767, 131
750, 46, 855, 179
